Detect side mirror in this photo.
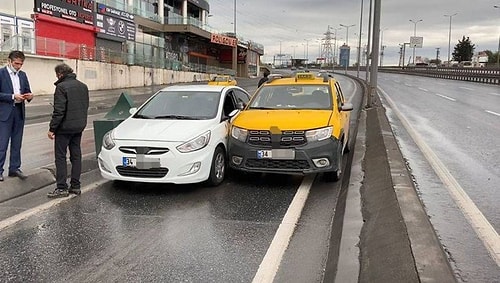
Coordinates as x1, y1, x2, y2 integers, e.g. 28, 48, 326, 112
340, 103, 353, 112
129, 107, 138, 115
228, 109, 239, 118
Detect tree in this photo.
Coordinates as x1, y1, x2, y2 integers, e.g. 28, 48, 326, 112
452, 36, 475, 62
484, 50, 500, 65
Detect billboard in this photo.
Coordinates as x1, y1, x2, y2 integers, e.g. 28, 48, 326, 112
34, 0, 95, 25
96, 3, 135, 41
410, 36, 423, 48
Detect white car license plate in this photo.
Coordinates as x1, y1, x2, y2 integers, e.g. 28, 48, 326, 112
122, 157, 136, 167
257, 149, 295, 160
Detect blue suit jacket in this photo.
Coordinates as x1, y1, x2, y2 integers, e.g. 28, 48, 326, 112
0, 66, 32, 122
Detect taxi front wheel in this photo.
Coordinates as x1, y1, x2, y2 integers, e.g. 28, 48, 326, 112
324, 144, 343, 182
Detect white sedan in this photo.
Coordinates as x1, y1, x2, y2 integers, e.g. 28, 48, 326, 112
98, 84, 251, 186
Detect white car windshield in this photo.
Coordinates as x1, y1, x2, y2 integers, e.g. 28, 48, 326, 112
248, 85, 332, 110
134, 91, 221, 119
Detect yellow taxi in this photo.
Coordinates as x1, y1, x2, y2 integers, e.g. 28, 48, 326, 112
208, 75, 237, 86
228, 72, 353, 181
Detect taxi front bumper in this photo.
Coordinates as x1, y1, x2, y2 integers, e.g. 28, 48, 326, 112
228, 136, 342, 175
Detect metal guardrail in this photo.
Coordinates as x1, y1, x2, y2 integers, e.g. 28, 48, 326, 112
379, 66, 500, 85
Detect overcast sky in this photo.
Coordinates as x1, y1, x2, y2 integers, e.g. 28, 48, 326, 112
208, 0, 500, 65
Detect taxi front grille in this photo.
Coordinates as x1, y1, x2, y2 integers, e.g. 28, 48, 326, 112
247, 130, 307, 147
245, 159, 310, 170
116, 166, 168, 178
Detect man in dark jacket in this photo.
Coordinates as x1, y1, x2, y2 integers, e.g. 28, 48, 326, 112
258, 69, 270, 88
47, 63, 89, 198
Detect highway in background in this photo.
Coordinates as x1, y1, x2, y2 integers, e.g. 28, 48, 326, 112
376, 72, 500, 282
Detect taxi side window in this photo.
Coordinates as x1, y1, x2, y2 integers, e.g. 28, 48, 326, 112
334, 82, 346, 110
223, 91, 237, 118
233, 89, 250, 107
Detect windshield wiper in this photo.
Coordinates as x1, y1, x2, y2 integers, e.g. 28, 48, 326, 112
248, 106, 276, 110
154, 115, 198, 119
134, 114, 153, 119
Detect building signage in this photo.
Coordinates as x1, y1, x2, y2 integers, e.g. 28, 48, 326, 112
96, 3, 134, 21
210, 33, 237, 47
96, 3, 135, 41
34, 0, 95, 25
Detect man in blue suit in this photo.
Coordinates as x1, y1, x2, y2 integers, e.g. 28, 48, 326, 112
0, 51, 33, 181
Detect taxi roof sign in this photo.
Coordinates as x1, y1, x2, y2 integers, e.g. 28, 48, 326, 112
295, 73, 315, 81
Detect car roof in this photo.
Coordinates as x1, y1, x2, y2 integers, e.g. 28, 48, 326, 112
264, 72, 336, 86
159, 84, 231, 92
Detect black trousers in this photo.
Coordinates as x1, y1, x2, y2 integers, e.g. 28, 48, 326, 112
54, 132, 82, 190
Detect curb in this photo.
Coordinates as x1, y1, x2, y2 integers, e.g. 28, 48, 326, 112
0, 158, 99, 204
0, 169, 55, 203
376, 93, 456, 282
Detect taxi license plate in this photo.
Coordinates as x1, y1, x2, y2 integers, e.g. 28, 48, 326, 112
122, 157, 136, 167
257, 149, 295, 160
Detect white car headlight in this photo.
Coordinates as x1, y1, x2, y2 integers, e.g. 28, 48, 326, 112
306, 126, 333, 142
177, 130, 211, 153
231, 126, 248, 142
102, 130, 116, 150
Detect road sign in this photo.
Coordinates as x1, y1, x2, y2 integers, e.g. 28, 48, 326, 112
410, 36, 423, 48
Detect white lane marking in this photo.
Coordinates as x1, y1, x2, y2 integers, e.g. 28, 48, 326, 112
252, 174, 315, 283
490, 93, 500, 96
434, 93, 456, 101
459, 86, 473, 91
404, 83, 413, 87
418, 87, 428, 92
0, 179, 107, 231
485, 110, 500, 117
379, 86, 500, 267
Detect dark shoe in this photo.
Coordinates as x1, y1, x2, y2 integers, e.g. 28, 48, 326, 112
8, 170, 27, 180
47, 188, 69, 198
68, 186, 81, 195
0, 175, 3, 181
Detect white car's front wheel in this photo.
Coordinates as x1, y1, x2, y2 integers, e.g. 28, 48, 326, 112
206, 146, 226, 186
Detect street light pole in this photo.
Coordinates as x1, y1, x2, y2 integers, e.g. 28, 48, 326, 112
444, 13, 457, 66
232, 0, 237, 75
409, 19, 422, 65
357, 0, 364, 78
380, 27, 388, 66
340, 24, 355, 47
494, 6, 500, 68
305, 39, 310, 68
340, 23, 355, 73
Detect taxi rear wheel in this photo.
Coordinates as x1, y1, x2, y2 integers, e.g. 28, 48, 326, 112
207, 146, 226, 186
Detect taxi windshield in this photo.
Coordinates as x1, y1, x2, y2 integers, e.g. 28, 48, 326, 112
248, 85, 332, 110
213, 76, 229, 82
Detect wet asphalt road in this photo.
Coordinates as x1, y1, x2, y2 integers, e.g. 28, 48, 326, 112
0, 76, 364, 282
376, 73, 500, 282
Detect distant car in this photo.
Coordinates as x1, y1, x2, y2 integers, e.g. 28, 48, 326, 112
208, 75, 237, 86
460, 61, 473, 68
228, 72, 353, 182
98, 85, 251, 186
317, 70, 328, 76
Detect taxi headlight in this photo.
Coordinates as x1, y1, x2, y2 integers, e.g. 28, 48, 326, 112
177, 130, 211, 153
231, 126, 248, 142
102, 130, 116, 150
306, 126, 333, 142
